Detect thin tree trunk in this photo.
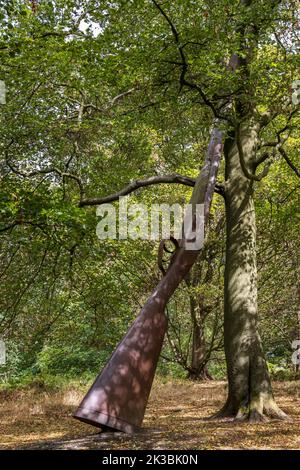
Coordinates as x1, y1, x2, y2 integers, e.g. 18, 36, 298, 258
188, 294, 212, 380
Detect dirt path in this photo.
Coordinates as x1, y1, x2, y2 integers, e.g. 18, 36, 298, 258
1, 380, 299, 450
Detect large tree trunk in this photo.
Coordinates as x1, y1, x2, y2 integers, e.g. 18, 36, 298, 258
214, 128, 289, 422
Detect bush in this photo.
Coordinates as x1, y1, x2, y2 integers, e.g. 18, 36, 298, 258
267, 361, 296, 381
36, 345, 110, 376
157, 357, 187, 379
208, 360, 227, 380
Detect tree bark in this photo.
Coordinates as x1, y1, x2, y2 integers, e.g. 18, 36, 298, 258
186, 291, 212, 381
296, 310, 300, 374
213, 127, 289, 421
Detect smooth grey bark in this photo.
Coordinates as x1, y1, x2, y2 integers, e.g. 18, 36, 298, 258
214, 127, 289, 421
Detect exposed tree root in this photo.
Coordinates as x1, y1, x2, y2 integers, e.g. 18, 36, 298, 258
209, 395, 291, 423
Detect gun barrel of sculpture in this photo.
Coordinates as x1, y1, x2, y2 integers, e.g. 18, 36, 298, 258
73, 303, 167, 433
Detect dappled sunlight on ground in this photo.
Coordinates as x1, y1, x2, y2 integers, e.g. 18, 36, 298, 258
0, 380, 299, 449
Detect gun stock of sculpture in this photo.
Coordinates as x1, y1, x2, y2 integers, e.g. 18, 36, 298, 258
74, 128, 223, 433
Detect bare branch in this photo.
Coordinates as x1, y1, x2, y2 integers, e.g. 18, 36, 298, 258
151, 0, 227, 120
6, 159, 225, 211
236, 124, 272, 181
79, 174, 225, 207
277, 185, 300, 204
257, 110, 300, 179
0, 223, 18, 233
80, 174, 194, 207
258, 105, 298, 136
254, 151, 271, 168
278, 147, 300, 179
0, 220, 49, 235
81, 88, 136, 115
6, 160, 84, 201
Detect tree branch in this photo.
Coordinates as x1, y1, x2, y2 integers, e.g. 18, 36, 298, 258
151, 0, 227, 121
236, 124, 272, 181
257, 111, 300, 179
79, 88, 136, 115
79, 174, 225, 207
6, 160, 84, 201
278, 147, 300, 179
254, 151, 271, 168
6, 157, 225, 209
258, 105, 298, 138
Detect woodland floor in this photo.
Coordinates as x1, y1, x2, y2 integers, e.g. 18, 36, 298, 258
0, 379, 299, 450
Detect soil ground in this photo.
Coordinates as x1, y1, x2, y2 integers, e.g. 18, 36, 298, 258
0, 379, 299, 450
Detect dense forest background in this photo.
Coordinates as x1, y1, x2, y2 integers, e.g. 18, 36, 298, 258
0, 0, 299, 393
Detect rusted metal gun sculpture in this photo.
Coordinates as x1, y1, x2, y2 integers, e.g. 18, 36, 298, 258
74, 128, 223, 433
